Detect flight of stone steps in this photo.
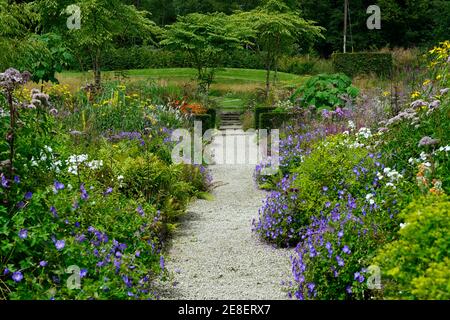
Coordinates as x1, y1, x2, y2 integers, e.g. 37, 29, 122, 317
219, 111, 242, 130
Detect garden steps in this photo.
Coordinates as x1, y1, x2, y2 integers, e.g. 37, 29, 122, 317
219, 111, 242, 130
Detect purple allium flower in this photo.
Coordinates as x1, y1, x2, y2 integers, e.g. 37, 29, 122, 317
12, 271, 23, 282
53, 180, 65, 193
39, 261, 48, 267
14, 176, 20, 184
24, 191, 33, 200
18, 229, 28, 239
80, 184, 89, 200
160, 255, 165, 270
342, 245, 351, 254
418, 136, 439, 147
55, 240, 65, 251
79, 269, 88, 278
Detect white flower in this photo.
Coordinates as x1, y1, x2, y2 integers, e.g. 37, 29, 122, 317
369, 199, 375, 205
400, 223, 407, 229
365, 193, 374, 200
386, 182, 396, 189
348, 120, 356, 130
420, 152, 428, 161
86, 160, 103, 170
357, 127, 372, 139
117, 175, 124, 181
423, 162, 432, 167
44, 145, 53, 153
67, 184, 73, 191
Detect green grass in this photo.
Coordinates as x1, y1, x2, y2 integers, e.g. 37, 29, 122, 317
58, 68, 307, 93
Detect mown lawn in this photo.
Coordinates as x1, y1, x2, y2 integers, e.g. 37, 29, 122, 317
57, 68, 307, 93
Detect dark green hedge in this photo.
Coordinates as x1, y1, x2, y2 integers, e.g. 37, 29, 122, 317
206, 108, 217, 129
193, 114, 213, 133
259, 112, 292, 130
254, 106, 276, 129
332, 52, 393, 78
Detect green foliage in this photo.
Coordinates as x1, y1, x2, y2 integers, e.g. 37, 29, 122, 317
332, 53, 393, 78
0, 74, 209, 300
161, 12, 251, 93
254, 106, 276, 128
259, 112, 291, 130
234, 0, 324, 97
291, 73, 359, 109
373, 195, 450, 300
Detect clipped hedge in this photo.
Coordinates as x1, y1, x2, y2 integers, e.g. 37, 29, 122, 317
254, 106, 276, 129
206, 108, 217, 129
259, 112, 292, 130
193, 114, 213, 133
332, 52, 393, 78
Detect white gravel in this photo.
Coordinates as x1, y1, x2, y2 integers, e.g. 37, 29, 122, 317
160, 132, 292, 300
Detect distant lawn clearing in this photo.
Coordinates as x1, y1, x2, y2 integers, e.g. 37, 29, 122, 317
57, 68, 307, 93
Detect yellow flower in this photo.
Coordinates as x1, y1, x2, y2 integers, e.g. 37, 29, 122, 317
436, 75, 442, 80
382, 91, 390, 97
411, 91, 420, 99
422, 79, 431, 86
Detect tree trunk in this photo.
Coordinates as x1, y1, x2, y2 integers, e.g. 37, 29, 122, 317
93, 48, 101, 88
265, 60, 271, 101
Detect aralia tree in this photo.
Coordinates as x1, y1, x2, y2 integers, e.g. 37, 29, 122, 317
234, 0, 324, 99
35, 0, 160, 88
161, 12, 252, 95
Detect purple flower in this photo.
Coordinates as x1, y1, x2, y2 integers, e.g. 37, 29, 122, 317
342, 245, 351, 254
39, 261, 48, 267
75, 234, 86, 243
14, 176, 20, 184
1, 174, 9, 188
24, 191, 33, 200
103, 187, 113, 196
16, 201, 25, 209
135, 251, 141, 257
160, 255, 165, 270
336, 255, 345, 267
136, 205, 144, 216
346, 286, 352, 294
354, 272, 365, 283
80, 184, 89, 200
18, 229, 28, 239
12, 271, 23, 282
80, 269, 88, 278
55, 240, 65, 251
53, 180, 65, 193
50, 206, 58, 218
3, 268, 10, 275
122, 275, 132, 288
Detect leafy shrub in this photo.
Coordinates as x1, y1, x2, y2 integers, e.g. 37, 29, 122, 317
259, 112, 291, 130
373, 195, 450, 300
332, 52, 393, 78
291, 73, 360, 110
254, 106, 276, 128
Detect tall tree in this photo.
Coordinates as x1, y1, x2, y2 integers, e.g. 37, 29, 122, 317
235, 0, 324, 98
35, 0, 160, 87
161, 12, 252, 94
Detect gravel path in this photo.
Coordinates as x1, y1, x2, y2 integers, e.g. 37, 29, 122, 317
160, 131, 292, 300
